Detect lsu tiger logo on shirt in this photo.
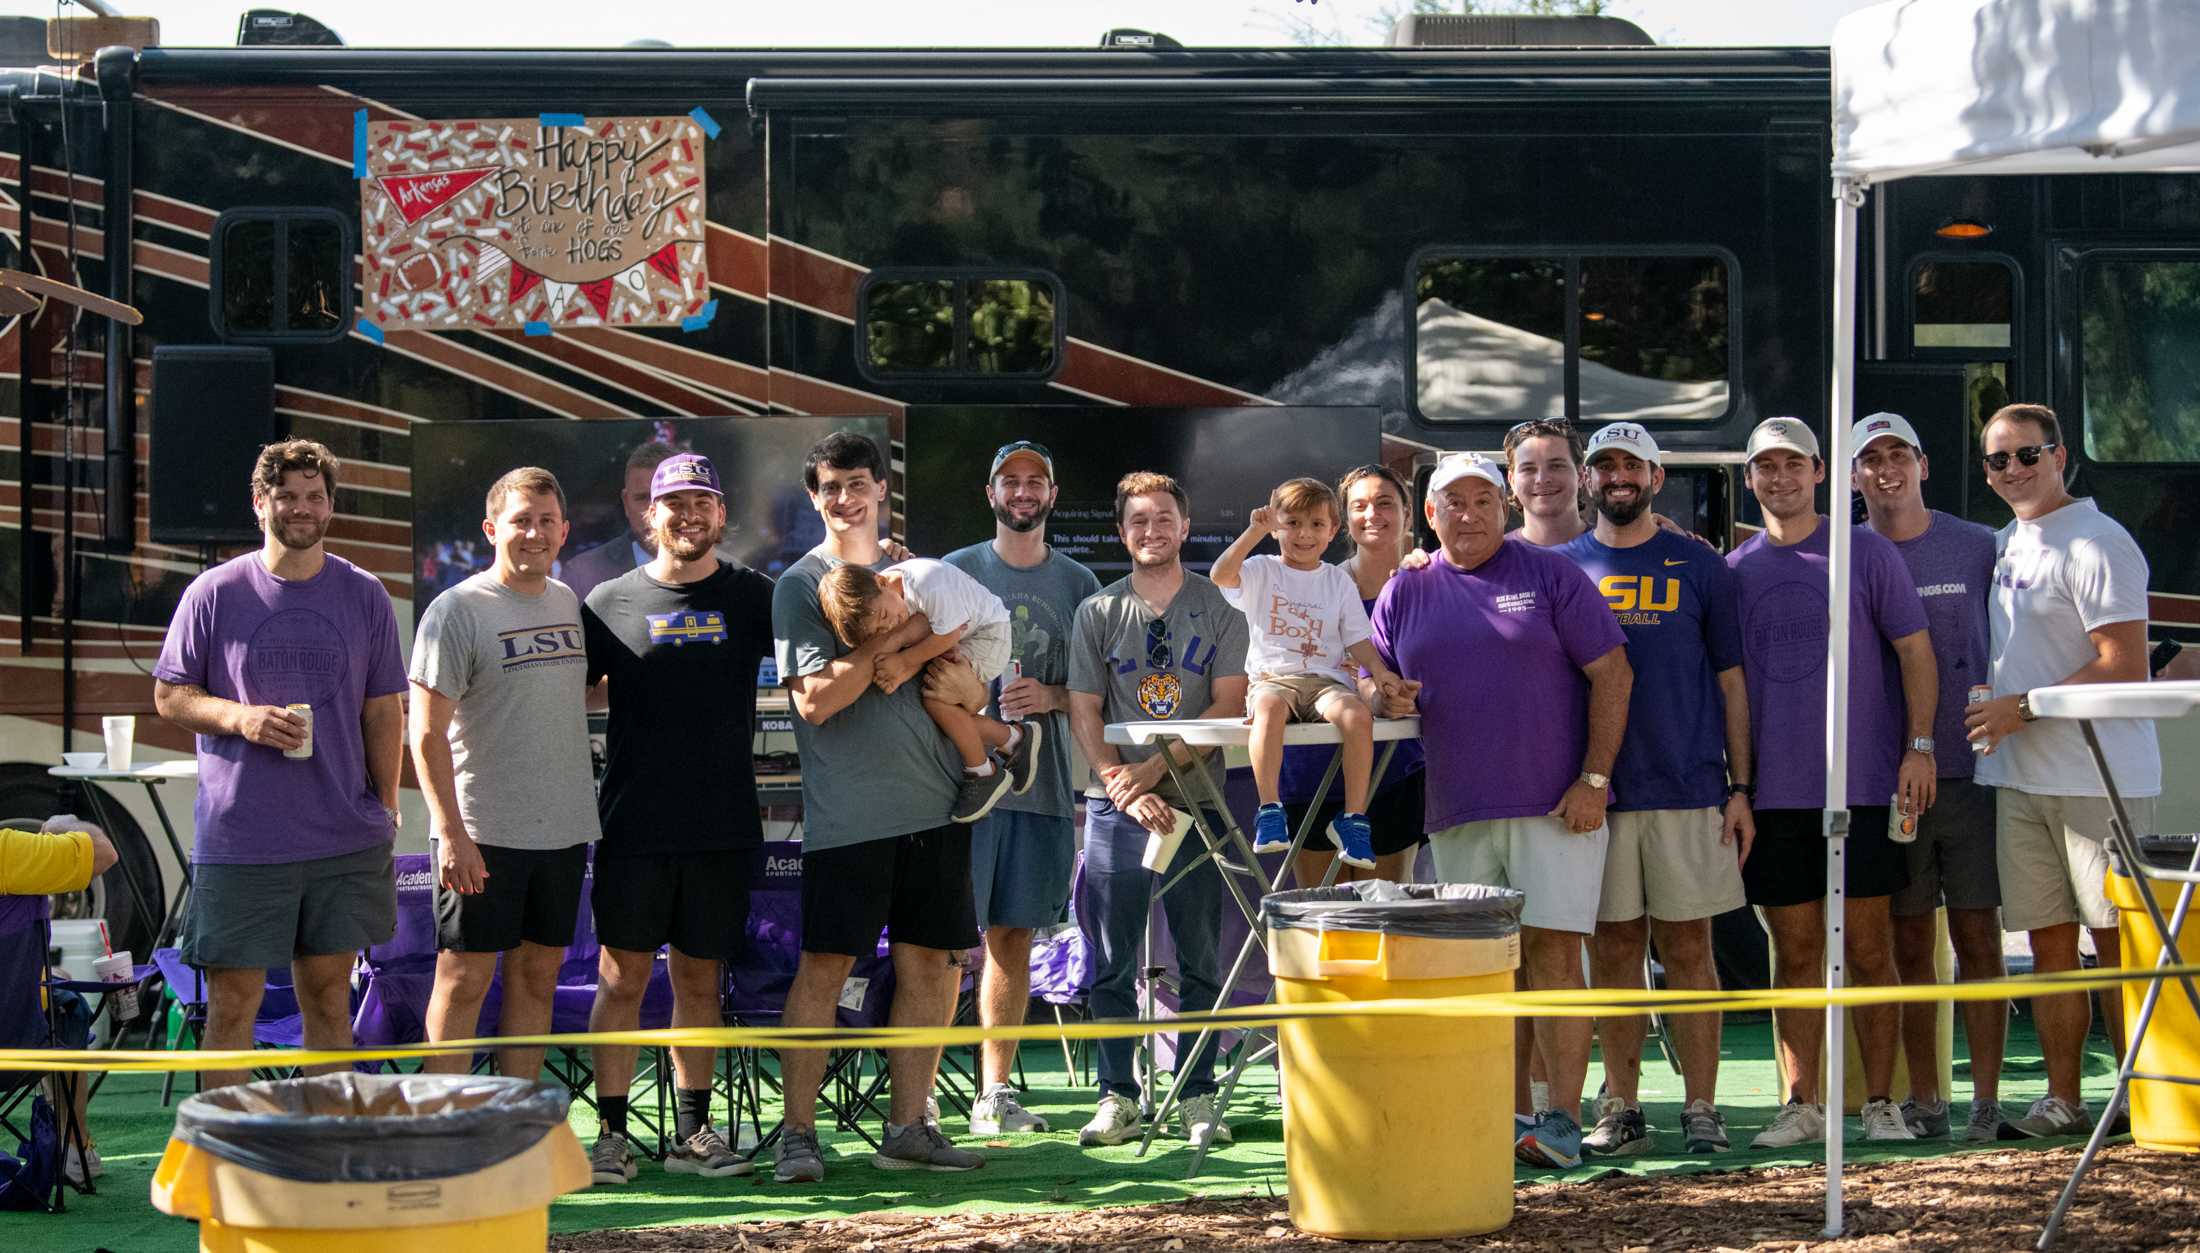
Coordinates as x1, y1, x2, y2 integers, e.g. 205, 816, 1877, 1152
1137, 672, 1182, 718
647, 609, 727, 646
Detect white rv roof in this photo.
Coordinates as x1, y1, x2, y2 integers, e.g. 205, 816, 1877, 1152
1832, 0, 2200, 184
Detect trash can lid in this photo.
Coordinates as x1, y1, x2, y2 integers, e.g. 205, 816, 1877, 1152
2138, 834, 2199, 870
174, 1072, 573, 1184
1261, 881, 1524, 941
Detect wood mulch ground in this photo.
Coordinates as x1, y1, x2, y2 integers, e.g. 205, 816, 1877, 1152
553, 1141, 2200, 1251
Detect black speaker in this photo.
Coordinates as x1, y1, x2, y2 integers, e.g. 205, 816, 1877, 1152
148, 345, 276, 544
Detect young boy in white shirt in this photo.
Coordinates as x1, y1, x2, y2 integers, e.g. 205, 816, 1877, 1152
1213, 476, 1403, 868
818, 557, 1040, 823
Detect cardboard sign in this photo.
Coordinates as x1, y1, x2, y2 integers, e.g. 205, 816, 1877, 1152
360, 115, 708, 331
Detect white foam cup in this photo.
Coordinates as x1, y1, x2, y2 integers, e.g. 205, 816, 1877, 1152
1141, 806, 1197, 873
101, 715, 135, 772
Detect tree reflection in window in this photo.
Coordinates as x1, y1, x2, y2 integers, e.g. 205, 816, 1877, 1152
860, 272, 1060, 378
967, 279, 1056, 374
864, 279, 955, 371
1578, 256, 1729, 422
2083, 258, 2200, 462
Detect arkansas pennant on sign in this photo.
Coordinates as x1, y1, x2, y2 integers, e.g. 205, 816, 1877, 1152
359, 116, 709, 332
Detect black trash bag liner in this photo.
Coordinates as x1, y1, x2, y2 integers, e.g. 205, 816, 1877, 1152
1261, 881, 1524, 941
2139, 834, 2200, 870
173, 1072, 570, 1184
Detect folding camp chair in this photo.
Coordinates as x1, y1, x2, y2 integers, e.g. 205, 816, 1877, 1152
0, 900, 110, 1210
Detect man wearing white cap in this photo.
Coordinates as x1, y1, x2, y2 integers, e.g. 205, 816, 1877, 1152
1728, 417, 1936, 1148
1850, 412, 2007, 1142
1368, 451, 1631, 1170
1558, 423, 1752, 1156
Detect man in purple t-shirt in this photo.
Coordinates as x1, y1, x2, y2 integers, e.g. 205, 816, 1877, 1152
1852, 411, 2006, 1143
1727, 417, 1937, 1150
1370, 452, 1631, 1171
153, 440, 407, 1090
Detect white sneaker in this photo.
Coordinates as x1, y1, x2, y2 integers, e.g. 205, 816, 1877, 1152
62, 1144, 102, 1186
970, 1083, 1050, 1134
1861, 1098, 1916, 1142
1750, 1101, 1827, 1149
1178, 1092, 1233, 1148
1078, 1093, 1142, 1147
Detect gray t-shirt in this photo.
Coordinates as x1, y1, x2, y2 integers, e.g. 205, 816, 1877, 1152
943, 541, 1104, 820
408, 571, 601, 850
773, 547, 961, 850
1068, 571, 1248, 807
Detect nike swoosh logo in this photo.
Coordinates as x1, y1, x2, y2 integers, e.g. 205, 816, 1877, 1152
1663, 559, 1687, 567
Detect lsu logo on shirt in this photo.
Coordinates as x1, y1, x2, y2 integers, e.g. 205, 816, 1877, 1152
1599, 576, 1681, 613
647, 609, 727, 646
497, 622, 586, 670
1137, 672, 1182, 718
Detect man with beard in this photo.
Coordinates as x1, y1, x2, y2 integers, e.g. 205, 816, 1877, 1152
581, 453, 775, 1184
154, 439, 407, 1090
560, 440, 676, 601
1558, 424, 1752, 1156
942, 440, 1102, 1135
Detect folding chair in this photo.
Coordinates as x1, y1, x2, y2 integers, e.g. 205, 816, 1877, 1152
0, 901, 99, 1211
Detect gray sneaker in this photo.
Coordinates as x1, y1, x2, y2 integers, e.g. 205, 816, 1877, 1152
1003, 720, 1043, 795
589, 1131, 637, 1186
873, 1120, 984, 1172
1902, 1097, 1950, 1139
970, 1083, 1050, 1134
950, 767, 1013, 824
2000, 1095, 2091, 1140
1178, 1091, 1233, 1148
1681, 1099, 1730, 1153
1964, 1099, 2006, 1143
666, 1124, 752, 1177
774, 1127, 826, 1184
1583, 1095, 1653, 1156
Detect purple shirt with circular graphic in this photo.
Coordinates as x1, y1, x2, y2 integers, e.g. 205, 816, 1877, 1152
1726, 520, 1928, 810
155, 552, 407, 864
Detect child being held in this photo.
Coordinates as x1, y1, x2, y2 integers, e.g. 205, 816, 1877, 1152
818, 557, 1040, 823
1212, 476, 1403, 868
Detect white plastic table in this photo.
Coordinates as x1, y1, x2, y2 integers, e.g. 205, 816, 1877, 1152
47, 759, 198, 951
2029, 681, 2200, 1249
1102, 715, 1420, 1169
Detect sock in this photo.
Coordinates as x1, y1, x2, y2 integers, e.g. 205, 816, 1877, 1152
599, 1094, 629, 1141
966, 758, 997, 777
676, 1088, 712, 1141
1001, 723, 1024, 754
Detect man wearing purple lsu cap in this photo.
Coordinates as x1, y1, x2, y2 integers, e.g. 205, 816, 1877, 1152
580, 450, 779, 1184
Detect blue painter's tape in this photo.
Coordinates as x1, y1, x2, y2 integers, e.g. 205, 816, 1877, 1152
352, 109, 367, 177
524, 321, 555, 337
539, 112, 585, 128
688, 106, 722, 140
356, 318, 384, 345
681, 299, 719, 333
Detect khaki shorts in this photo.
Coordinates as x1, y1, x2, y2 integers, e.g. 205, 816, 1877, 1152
1596, 807, 1747, 925
1248, 671, 1359, 721
1996, 789, 2156, 933
1430, 813, 1607, 935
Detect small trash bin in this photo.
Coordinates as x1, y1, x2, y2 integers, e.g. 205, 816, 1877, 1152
2106, 835, 2200, 1154
151, 1073, 591, 1252
1263, 882, 1524, 1240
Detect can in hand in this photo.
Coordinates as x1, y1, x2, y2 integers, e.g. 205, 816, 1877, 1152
1968, 683, 1994, 754
284, 702, 314, 760
1888, 794, 1918, 844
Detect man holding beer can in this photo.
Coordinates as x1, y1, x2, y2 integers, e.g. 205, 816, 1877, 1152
153, 440, 407, 1091
1852, 412, 2008, 1141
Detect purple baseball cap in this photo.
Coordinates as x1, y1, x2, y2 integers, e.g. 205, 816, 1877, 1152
649, 452, 722, 500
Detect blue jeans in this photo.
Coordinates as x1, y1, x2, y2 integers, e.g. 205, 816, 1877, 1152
1082, 797, 1225, 1101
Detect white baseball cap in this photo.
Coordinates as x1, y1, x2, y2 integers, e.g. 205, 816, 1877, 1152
1583, 422, 1662, 467
1745, 416, 1820, 462
1426, 452, 1507, 497
1850, 412, 1922, 459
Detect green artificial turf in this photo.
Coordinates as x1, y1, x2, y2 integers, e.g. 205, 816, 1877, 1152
0, 1014, 2134, 1252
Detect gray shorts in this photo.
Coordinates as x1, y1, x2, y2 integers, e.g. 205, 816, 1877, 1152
1892, 775, 2002, 917
969, 808, 1076, 931
179, 842, 397, 970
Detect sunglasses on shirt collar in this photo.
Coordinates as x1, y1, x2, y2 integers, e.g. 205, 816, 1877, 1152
1146, 617, 1172, 671
1982, 443, 2058, 473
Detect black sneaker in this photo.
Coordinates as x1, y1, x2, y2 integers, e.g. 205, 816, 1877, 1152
1582, 1096, 1653, 1156
951, 767, 1013, 824
1003, 720, 1043, 795
1902, 1097, 1950, 1139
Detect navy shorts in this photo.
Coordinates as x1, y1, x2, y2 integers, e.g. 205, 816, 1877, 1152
969, 808, 1076, 931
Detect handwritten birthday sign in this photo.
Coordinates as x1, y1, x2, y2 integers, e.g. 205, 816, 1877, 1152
359, 115, 709, 331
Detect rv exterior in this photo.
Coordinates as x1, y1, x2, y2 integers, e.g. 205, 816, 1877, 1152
3, 30, 2197, 953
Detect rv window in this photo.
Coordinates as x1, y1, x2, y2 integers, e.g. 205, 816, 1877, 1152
212, 208, 352, 342
1914, 261, 2013, 350
1414, 256, 1567, 422
2081, 257, 2200, 462
858, 272, 1062, 379
864, 279, 956, 372
1577, 256, 1730, 423
967, 279, 1057, 374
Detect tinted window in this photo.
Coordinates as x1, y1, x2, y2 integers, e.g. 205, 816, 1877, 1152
2082, 258, 2200, 461
967, 278, 1057, 374
1578, 256, 1729, 421
286, 217, 345, 333
1914, 260, 2013, 350
859, 273, 1061, 378
863, 279, 956, 372
214, 209, 350, 341
219, 217, 277, 334
1414, 256, 1565, 422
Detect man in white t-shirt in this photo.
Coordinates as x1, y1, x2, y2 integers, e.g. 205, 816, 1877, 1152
1965, 402, 2158, 1140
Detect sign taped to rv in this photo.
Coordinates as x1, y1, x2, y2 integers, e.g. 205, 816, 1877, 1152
359, 115, 709, 332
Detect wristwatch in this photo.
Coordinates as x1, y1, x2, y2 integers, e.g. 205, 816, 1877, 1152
1579, 770, 1610, 790
1907, 736, 1935, 754
1726, 782, 1756, 801
2017, 694, 2039, 722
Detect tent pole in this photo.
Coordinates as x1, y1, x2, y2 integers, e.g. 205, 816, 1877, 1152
1824, 174, 1866, 1240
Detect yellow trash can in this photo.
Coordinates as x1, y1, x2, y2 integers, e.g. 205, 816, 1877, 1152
2106, 837, 2200, 1154
1263, 883, 1524, 1241
152, 1073, 592, 1252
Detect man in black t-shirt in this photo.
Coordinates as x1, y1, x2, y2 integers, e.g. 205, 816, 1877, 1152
581, 453, 775, 1185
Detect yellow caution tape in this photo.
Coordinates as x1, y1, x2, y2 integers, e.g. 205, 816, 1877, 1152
7, 962, 2194, 1073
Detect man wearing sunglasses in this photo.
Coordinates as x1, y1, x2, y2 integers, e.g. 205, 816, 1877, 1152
1965, 403, 2158, 1140
943, 440, 1102, 1137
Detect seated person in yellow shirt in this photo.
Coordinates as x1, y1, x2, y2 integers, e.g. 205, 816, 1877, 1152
3, 816, 119, 1184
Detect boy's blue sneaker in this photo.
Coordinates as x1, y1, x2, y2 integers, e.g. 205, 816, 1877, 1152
1252, 803, 1291, 852
1328, 811, 1376, 869
1515, 1108, 1584, 1170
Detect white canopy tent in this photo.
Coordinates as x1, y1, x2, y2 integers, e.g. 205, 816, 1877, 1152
1825, 0, 2200, 1237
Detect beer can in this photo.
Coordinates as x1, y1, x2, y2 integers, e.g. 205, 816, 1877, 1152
284, 702, 314, 760
1968, 683, 1994, 754
1888, 794, 1917, 844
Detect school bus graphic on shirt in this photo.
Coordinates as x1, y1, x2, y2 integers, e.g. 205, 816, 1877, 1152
646, 609, 728, 646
